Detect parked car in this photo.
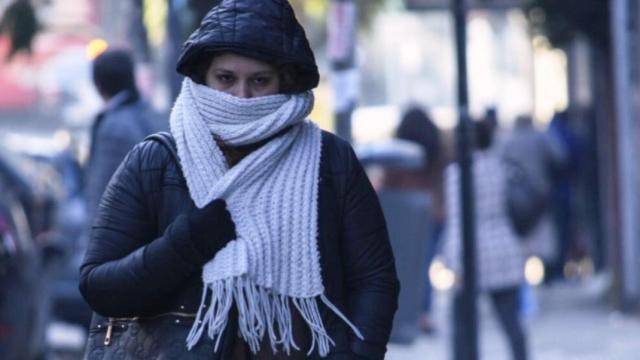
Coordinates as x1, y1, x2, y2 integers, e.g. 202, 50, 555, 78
0, 132, 93, 358
0, 150, 58, 360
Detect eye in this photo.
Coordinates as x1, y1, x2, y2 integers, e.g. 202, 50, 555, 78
216, 74, 234, 84
251, 76, 272, 86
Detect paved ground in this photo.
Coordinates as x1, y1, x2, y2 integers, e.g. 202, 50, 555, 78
387, 275, 640, 360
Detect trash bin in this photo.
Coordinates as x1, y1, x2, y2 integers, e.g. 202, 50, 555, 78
356, 140, 430, 344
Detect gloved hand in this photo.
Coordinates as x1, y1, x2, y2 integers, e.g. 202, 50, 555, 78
187, 199, 236, 263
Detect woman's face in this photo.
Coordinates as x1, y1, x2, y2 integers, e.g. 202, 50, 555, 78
205, 53, 280, 98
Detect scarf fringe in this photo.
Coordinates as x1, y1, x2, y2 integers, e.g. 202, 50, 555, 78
185, 276, 363, 357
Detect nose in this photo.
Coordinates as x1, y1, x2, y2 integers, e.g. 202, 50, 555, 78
234, 82, 252, 99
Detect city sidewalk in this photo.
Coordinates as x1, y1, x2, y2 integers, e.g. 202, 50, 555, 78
387, 275, 640, 360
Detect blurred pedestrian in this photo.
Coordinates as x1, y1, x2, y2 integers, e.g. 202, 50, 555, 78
480, 106, 502, 145
482, 107, 498, 133
546, 111, 582, 282
84, 48, 164, 232
382, 105, 448, 334
0, 0, 38, 61
502, 115, 566, 269
80, 1, 399, 359
444, 120, 528, 360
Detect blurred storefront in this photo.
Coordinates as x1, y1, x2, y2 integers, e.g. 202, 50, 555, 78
360, 0, 640, 316
534, 0, 640, 313
358, 8, 537, 132
0, 0, 100, 161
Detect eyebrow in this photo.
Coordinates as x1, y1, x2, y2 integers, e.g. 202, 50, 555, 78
251, 71, 277, 76
212, 68, 277, 76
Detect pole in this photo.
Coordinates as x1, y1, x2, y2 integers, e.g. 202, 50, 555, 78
328, 0, 358, 142
610, 0, 640, 310
167, 0, 184, 102
452, 0, 478, 359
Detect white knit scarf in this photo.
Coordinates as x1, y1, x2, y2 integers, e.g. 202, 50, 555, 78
169, 78, 362, 356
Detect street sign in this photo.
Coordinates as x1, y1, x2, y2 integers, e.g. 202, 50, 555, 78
327, 1, 357, 66
406, 0, 526, 10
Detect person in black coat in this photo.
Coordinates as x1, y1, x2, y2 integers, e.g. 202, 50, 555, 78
85, 49, 164, 235
79, 1, 399, 359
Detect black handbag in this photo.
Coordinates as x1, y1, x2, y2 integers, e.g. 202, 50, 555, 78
84, 313, 220, 360
504, 159, 548, 237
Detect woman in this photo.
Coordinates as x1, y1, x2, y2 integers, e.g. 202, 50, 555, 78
381, 106, 447, 334
79, 1, 399, 359
444, 120, 528, 360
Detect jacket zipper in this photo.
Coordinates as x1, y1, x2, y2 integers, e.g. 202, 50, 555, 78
102, 311, 196, 346
104, 318, 113, 346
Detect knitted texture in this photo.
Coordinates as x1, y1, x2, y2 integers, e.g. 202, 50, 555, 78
169, 78, 362, 356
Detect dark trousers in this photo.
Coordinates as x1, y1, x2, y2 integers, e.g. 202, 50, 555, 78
489, 287, 528, 360
452, 286, 527, 360
548, 191, 574, 282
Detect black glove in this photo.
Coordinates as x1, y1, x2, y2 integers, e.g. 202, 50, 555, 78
187, 199, 236, 264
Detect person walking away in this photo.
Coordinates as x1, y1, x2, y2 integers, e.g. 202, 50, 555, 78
79, 1, 400, 359
546, 111, 582, 282
84, 48, 165, 231
444, 120, 528, 360
381, 105, 448, 334
502, 115, 567, 273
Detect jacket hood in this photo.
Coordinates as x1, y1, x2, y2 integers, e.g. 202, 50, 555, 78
176, 0, 319, 93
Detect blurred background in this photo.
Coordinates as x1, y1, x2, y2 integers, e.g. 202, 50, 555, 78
0, 0, 639, 359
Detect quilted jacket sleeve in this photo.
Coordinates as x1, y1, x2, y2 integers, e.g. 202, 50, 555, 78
340, 146, 400, 360
79, 143, 203, 318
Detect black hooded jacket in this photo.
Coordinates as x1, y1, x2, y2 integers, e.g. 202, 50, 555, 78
176, 0, 319, 93
80, 1, 399, 359
80, 132, 399, 359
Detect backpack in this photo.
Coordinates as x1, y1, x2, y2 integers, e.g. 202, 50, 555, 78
504, 159, 548, 237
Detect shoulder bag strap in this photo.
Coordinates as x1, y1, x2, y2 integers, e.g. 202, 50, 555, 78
144, 132, 180, 167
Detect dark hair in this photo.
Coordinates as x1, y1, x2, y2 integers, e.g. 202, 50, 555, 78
474, 120, 494, 150
92, 49, 137, 97
483, 107, 498, 130
396, 106, 441, 168
192, 52, 298, 94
